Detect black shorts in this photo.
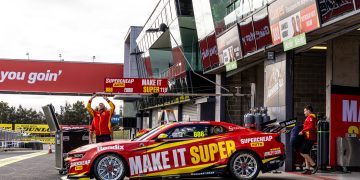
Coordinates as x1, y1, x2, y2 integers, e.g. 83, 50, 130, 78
300, 140, 315, 154
96, 135, 111, 143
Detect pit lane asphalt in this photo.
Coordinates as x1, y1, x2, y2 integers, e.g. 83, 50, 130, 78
0, 151, 349, 180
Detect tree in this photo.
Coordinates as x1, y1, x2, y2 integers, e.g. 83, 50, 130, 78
0, 101, 15, 124
0, 101, 45, 124
57, 101, 89, 125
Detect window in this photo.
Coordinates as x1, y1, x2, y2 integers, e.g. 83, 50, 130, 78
175, 0, 194, 16
164, 125, 210, 139
235, 0, 240, 9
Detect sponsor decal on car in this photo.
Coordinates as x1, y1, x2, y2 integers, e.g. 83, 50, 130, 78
97, 144, 124, 152
250, 142, 264, 147
264, 147, 282, 157
70, 160, 91, 168
191, 171, 216, 176
228, 126, 243, 131
240, 136, 273, 144
193, 131, 205, 138
128, 140, 236, 176
75, 166, 83, 171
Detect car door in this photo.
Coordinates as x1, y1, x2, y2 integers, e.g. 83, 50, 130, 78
139, 124, 211, 177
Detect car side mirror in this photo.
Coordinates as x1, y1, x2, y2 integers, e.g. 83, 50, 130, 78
156, 133, 168, 142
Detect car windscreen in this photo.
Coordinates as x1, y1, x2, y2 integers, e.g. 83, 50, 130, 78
132, 125, 164, 141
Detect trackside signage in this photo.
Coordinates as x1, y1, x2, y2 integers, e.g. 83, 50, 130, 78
0, 59, 123, 94
268, 0, 320, 45
104, 78, 168, 94
330, 85, 360, 166
15, 124, 50, 134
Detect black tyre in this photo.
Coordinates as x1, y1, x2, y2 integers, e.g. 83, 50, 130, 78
93, 154, 126, 180
59, 169, 67, 175
229, 151, 261, 180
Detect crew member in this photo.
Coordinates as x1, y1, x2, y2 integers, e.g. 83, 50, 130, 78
299, 105, 318, 174
87, 95, 115, 143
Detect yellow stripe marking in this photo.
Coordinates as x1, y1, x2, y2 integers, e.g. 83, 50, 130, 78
262, 156, 279, 164
0, 151, 48, 167
133, 142, 164, 151
146, 136, 223, 153
214, 165, 227, 169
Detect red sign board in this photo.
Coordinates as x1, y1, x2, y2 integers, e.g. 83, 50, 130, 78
207, 34, 220, 68
199, 33, 219, 71
239, 17, 257, 55
199, 38, 211, 70
330, 85, 360, 166
253, 8, 273, 50
0, 59, 123, 94
104, 78, 168, 94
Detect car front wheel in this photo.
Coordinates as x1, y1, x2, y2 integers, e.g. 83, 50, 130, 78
93, 154, 126, 180
229, 151, 261, 180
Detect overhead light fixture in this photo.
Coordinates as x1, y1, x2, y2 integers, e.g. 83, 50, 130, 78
311, 45, 327, 50
357, 28, 360, 31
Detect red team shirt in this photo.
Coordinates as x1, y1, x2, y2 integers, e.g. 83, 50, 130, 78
87, 100, 115, 136
300, 114, 317, 141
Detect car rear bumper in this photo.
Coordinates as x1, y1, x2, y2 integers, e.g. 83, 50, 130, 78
262, 155, 286, 173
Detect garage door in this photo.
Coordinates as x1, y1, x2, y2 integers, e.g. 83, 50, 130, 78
182, 103, 198, 121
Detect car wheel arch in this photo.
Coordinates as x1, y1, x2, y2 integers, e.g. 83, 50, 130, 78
90, 152, 130, 178
227, 149, 263, 171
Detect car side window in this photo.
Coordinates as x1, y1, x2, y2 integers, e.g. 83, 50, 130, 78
165, 125, 210, 139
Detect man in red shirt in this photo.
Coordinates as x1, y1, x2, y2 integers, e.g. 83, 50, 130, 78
87, 95, 115, 143
299, 105, 318, 174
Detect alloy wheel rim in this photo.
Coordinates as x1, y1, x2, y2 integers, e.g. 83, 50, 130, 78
233, 153, 257, 178
97, 156, 124, 180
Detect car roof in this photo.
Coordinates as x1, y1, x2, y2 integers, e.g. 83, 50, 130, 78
169, 121, 239, 127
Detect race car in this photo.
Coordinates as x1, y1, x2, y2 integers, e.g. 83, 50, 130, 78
65, 121, 285, 180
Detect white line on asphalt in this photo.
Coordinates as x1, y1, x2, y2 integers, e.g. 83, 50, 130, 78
0, 151, 48, 167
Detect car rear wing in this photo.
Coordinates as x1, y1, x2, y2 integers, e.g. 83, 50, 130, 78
261, 118, 297, 133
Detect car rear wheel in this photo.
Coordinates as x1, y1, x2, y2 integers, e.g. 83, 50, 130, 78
229, 151, 260, 180
93, 154, 126, 180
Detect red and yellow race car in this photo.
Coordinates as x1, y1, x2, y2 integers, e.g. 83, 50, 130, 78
66, 121, 285, 180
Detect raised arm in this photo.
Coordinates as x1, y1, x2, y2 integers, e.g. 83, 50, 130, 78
86, 95, 96, 117
104, 96, 115, 116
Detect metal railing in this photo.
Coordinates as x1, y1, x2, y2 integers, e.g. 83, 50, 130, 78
0, 128, 28, 149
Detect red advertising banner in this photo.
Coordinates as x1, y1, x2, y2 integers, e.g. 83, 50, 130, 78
253, 8, 273, 50
207, 34, 220, 68
0, 59, 123, 94
200, 33, 219, 71
268, 0, 320, 45
318, 0, 355, 23
239, 17, 256, 55
104, 78, 168, 94
330, 85, 360, 166
199, 38, 211, 70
